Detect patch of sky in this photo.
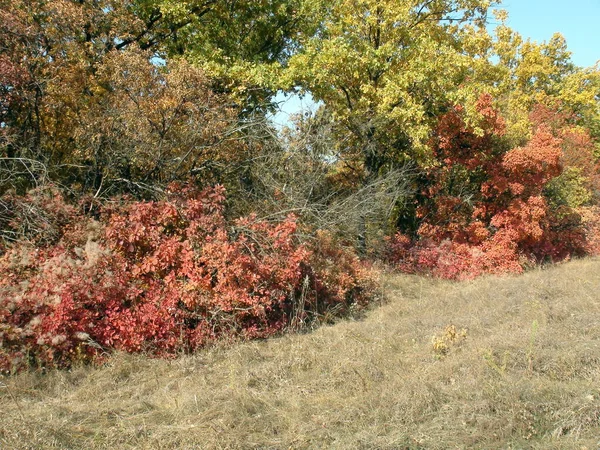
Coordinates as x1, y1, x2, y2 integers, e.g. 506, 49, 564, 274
268, 90, 322, 130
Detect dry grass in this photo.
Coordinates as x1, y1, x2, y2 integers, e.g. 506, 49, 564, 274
2, 259, 600, 449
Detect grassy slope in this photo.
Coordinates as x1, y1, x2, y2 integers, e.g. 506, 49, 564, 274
1, 259, 600, 449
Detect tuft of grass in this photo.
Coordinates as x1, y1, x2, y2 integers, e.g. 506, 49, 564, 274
2, 258, 600, 449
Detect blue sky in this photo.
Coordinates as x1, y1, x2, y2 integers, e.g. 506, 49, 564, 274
272, 1, 600, 126
499, 0, 600, 68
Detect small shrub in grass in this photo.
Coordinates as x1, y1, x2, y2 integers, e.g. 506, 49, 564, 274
431, 324, 467, 358
0, 185, 375, 372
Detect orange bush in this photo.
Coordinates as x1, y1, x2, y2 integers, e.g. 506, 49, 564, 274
388, 96, 600, 279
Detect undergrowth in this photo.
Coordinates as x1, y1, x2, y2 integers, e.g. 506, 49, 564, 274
0, 185, 375, 372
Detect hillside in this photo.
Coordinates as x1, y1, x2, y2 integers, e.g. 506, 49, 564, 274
2, 259, 600, 449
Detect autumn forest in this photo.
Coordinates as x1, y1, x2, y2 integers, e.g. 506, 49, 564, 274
1, 0, 600, 372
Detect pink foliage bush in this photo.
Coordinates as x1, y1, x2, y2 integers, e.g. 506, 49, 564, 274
0, 185, 374, 372
387, 95, 600, 279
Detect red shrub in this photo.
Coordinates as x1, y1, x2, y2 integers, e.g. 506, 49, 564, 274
0, 186, 375, 372
388, 96, 600, 279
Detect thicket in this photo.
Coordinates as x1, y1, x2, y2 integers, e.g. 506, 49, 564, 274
0, 185, 374, 372
1, 0, 599, 370
386, 97, 600, 279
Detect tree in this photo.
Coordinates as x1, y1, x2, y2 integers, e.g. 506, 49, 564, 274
0, 0, 318, 197
468, 11, 600, 146
282, 0, 498, 250
286, 0, 497, 177
387, 94, 600, 279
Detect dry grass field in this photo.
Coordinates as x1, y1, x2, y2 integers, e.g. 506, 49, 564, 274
2, 258, 600, 449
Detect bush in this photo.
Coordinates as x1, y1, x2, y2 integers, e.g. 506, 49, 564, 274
0, 185, 77, 250
387, 96, 600, 279
0, 185, 375, 372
